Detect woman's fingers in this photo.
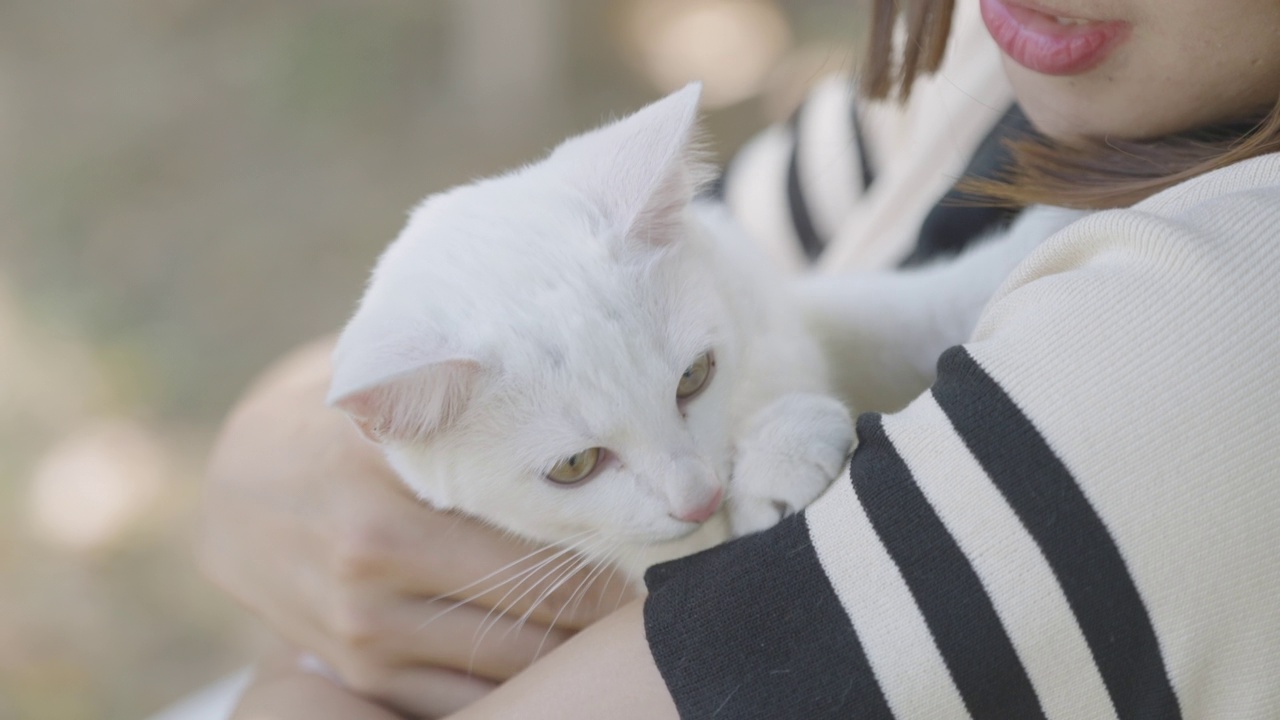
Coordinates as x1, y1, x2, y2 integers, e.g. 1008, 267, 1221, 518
319, 585, 577, 681
403, 595, 576, 680
232, 669, 406, 720
237, 642, 494, 720
369, 668, 496, 720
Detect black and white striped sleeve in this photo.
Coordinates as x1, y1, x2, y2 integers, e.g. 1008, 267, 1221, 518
715, 75, 875, 269
714, 77, 1033, 272
644, 157, 1280, 718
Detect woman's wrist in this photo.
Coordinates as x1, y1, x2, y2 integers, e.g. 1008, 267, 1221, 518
449, 599, 677, 720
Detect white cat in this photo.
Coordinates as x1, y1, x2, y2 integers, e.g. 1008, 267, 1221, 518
798, 204, 1090, 414
327, 84, 854, 581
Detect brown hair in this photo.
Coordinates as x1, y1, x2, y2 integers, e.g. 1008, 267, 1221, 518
860, 0, 1280, 210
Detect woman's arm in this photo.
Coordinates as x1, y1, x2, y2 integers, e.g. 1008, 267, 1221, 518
229, 601, 674, 720
235, 673, 405, 720
449, 600, 676, 720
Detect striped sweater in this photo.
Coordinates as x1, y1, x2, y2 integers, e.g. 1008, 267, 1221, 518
647, 6, 1280, 712
645, 148, 1280, 718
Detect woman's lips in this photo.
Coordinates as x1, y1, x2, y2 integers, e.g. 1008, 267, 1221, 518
979, 0, 1131, 75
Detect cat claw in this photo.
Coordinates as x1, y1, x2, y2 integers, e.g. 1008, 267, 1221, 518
726, 392, 853, 536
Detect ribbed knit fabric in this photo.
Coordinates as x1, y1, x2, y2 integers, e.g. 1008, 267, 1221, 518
645, 153, 1280, 718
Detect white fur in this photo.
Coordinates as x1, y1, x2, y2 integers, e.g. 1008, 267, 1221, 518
330, 84, 853, 581
797, 205, 1090, 413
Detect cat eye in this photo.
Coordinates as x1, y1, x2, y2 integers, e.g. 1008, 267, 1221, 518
546, 447, 602, 485
676, 351, 715, 400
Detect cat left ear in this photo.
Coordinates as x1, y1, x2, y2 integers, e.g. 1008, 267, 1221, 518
555, 82, 714, 246
328, 348, 481, 445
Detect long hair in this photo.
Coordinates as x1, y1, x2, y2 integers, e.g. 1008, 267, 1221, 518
861, 0, 1280, 209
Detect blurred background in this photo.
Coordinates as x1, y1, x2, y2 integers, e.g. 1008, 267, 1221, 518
0, 1, 865, 717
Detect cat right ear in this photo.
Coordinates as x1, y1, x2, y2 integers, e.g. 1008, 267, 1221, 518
327, 356, 480, 445
553, 82, 713, 246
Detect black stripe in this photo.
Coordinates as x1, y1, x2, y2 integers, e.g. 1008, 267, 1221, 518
852, 413, 1048, 720
933, 347, 1183, 720
900, 104, 1029, 268
849, 102, 875, 192
785, 108, 825, 261
645, 512, 894, 719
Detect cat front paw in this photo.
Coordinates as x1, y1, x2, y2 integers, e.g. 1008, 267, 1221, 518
728, 393, 854, 536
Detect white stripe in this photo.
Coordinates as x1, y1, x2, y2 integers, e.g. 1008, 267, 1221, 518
722, 125, 807, 273
882, 395, 1118, 720
807, 468, 971, 718
797, 77, 862, 243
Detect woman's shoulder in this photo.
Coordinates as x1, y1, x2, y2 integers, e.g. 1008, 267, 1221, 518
972, 152, 1280, 386
997, 152, 1280, 298
1133, 151, 1280, 221
1069, 151, 1280, 281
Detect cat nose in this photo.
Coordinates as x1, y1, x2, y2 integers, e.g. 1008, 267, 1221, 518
672, 486, 724, 524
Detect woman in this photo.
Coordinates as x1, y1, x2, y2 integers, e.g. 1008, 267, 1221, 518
205, 0, 1280, 716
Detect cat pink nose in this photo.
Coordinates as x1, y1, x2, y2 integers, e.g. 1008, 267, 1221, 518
673, 487, 724, 524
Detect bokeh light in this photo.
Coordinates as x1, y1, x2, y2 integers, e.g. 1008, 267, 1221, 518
623, 0, 792, 108
27, 419, 167, 551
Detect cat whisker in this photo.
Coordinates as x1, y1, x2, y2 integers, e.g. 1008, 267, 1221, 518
500, 531, 618, 643
568, 541, 622, 621
476, 551, 580, 637
426, 529, 596, 605
466, 554, 579, 675
415, 535, 595, 632
475, 550, 583, 644
528, 553, 601, 661
614, 541, 651, 613
594, 546, 630, 613
499, 539, 607, 640
567, 561, 618, 625
471, 550, 597, 673
469, 530, 606, 646
530, 539, 626, 660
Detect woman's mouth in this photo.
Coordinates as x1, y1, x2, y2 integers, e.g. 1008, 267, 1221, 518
979, 0, 1131, 76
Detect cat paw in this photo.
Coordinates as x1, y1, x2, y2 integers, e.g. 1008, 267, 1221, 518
728, 393, 854, 536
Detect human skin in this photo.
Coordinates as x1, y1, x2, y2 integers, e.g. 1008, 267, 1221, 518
237, 602, 673, 720
217, 1, 1280, 717
987, 0, 1280, 140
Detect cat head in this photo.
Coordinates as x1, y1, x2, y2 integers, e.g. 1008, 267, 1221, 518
328, 84, 736, 553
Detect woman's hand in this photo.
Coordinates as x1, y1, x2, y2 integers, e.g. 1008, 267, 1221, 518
201, 338, 638, 717
231, 642, 405, 720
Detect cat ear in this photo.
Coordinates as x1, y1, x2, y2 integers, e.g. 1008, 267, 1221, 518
555, 82, 713, 245
327, 345, 481, 445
